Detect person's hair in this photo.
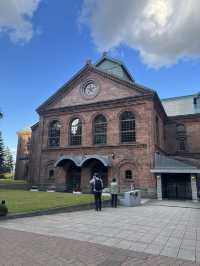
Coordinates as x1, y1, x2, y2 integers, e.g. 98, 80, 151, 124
93, 173, 98, 177
112, 178, 116, 182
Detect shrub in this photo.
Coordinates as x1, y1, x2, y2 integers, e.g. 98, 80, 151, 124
0, 201, 8, 216
0, 173, 5, 179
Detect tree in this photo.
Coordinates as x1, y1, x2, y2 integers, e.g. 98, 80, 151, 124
0, 131, 5, 176
4, 147, 14, 173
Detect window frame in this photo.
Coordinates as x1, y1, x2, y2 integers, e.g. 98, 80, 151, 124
48, 120, 61, 147
69, 117, 82, 146
176, 123, 187, 151
120, 111, 136, 143
93, 114, 107, 145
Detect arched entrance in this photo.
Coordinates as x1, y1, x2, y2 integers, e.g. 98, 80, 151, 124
55, 159, 81, 192
66, 163, 81, 192
82, 158, 108, 187
55, 155, 111, 191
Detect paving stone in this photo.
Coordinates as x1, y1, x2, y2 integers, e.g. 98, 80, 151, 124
1, 204, 200, 265
178, 248, 196, 261
160, 246, 179, 257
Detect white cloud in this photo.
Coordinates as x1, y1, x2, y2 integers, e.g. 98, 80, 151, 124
0, 0, 41, 44
80, 0, 200, 68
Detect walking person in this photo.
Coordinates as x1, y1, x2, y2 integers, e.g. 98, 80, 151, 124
89, 173, 103, 211
110, 178, 118, 208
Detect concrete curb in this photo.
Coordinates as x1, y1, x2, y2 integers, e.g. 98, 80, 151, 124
0, 200, 111, 221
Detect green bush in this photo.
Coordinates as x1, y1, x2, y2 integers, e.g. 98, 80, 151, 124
0, 173, 5, 179
0, 202, 8, 216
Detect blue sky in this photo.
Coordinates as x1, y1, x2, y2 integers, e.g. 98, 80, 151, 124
0, 0, 200, 156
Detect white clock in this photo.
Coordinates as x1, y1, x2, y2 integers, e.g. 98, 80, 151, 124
80, 80, 100, 99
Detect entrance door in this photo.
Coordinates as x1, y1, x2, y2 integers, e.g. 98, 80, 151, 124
66, 165, 81, 192
162, 174, 192, 200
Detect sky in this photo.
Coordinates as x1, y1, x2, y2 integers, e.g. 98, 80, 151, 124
0, 0, 200, 158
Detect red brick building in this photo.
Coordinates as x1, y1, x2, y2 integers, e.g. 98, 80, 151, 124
15, 54, 200, 200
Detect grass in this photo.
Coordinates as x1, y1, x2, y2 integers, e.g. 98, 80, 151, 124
0, 179, 27, 184
0, 172, 14, 179
0, 190, 108, 214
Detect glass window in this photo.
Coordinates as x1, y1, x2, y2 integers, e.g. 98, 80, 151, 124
48, 120, 61, 147
176, 124, 185, 134
93, 115, 107, 144
120, 111, 136, 143
70, 118, 82, 145
176, 124, 186, 151
125, 170, 132, 179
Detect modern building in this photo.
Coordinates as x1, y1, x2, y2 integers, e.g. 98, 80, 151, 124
15, 54, 200, 200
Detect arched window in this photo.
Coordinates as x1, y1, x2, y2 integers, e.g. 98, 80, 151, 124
70, 118, 82, 145
125, 170, 132, 179
176, 124, 185, 134
93, 114, 107, 144
48, 120, 61, 147
176, 124, 186, 151
120, 111, 136, 143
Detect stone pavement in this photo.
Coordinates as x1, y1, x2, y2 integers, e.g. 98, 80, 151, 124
149, 200, 200, 209
1, 203, 200, 264
0, 227, 200, 266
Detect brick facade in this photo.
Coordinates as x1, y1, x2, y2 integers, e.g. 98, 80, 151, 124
15, 56, 200, 198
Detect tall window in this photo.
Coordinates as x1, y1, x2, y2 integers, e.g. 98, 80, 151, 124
48, 120, 61, 147
93, 114, 107, 144
120, 111, 136, 143
70, 118, 82, 145
176, 124, 186, 151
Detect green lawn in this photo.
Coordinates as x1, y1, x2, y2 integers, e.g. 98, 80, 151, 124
0, 190, 106, 214
0, 179, 27, 185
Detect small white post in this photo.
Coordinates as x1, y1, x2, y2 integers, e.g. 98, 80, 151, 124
191, 174, 198, 202
156, 174, 162, 200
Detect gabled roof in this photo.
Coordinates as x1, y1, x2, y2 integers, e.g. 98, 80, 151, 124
95, 53, 134, 82
36, 57, 154, 114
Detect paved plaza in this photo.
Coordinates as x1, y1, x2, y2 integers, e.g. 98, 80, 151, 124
0, 202, 200, 265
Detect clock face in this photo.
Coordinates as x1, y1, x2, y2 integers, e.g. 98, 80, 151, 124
81, 80, 100, 99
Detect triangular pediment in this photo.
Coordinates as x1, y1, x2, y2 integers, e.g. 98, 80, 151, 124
37, 61, 153, 113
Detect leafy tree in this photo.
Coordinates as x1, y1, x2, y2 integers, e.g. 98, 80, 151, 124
4, 147, 14, 173
0, 131, 5, 177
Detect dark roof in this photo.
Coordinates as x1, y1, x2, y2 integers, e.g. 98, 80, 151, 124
95, 54, 134, 82
151, 153, 200, 173
31, 122, 39, 130
161, 93, 200, 116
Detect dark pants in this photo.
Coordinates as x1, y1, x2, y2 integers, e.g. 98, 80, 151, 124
111, 194, 117, 208
94, 192, 102, 211
111, 194, 117, 207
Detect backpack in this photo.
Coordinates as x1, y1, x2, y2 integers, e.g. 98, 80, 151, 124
94, 178, 103, 192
